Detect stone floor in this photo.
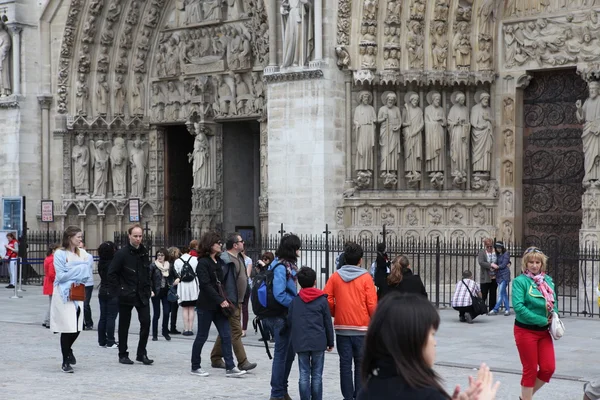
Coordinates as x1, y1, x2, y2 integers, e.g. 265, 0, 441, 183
0, 285, 597, 399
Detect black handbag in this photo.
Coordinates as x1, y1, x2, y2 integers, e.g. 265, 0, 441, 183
461, 280, 487, 316
215, 272, 236, 318
167, 285, 179, 303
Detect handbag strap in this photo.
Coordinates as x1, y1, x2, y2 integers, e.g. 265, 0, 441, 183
461, 279, 477, 298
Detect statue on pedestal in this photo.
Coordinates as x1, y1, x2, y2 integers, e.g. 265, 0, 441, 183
188, 125, 212, 189
448, 91, 470, 186
72, 133, 89, 195
110, 137, 128, 197
281, 0, 313, 67
471, 91, 493, 174
403, 92, 424, 183
0, 20, 11, 97
128, 139, 148, 198
378, 92, 402, 187
576, 81, 600, 186
424, 91, 446, 174
354, 91, 376, 185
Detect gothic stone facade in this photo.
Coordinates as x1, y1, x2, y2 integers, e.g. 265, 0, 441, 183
1, 0, 599, 249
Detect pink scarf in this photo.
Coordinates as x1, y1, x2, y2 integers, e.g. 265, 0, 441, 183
525, 271, 554, 312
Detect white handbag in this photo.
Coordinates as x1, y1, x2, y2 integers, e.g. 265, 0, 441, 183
549, 311, 565, 340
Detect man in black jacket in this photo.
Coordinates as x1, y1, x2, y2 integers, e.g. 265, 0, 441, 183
108, 224, 154, 365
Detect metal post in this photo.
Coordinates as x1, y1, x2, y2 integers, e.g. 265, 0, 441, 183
17, 257, 25, 292
10, 259, 22, 298
278, 223, 286, 239
435, 236, 440, 308
381, 224, 387, 244
323, 224, 331, 282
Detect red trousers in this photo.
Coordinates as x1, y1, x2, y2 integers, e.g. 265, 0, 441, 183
514, 325, 556, 387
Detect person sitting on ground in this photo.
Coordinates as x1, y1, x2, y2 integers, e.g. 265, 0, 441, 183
288, 266, 334, 400
489, 241, 511, 316
451, 270, 482, 324
377, 255, 427, 300
357, 292, 500, 399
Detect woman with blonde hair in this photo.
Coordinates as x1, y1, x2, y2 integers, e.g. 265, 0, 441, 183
377, 255, 427, 300
50, 226, 92, 373
513, 247, 557, 400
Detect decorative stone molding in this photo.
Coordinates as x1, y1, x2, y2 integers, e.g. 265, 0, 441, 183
57, 0, 84, 114
37, 94, 53, 109
516, 73, 533, 89
263, 69, 324, 83
353, 69, 375, 85
0, 94, 20, 108
337, 0, 351, 46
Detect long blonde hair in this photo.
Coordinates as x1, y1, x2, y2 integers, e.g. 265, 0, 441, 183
387, 255, 410, 286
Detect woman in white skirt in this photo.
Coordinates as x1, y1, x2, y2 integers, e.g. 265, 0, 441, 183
173, 247, 199, 336
50, 226, 92, 373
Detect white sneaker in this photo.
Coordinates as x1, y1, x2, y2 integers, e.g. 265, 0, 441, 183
488, 310, 499, 316
504, 310, 510, 316
226, 367, 247, 377
105, 344, 118, 349
190, 368, 209, 377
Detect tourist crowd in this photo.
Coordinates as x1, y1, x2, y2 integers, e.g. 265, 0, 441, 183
37, 226, 599, 400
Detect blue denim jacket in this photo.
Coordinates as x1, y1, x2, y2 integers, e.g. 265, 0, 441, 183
269, 258, 297, 308
495, 251, 511, 283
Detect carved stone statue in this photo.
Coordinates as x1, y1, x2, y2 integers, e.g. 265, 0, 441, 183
478, 0, 495, 37
131, 74, 145, 116
477, 39, 493, 70
424, 91, 445, 173
361, 46, 376, 69
503, 97, 514, 125
235, 73, 251, 115
215, 75, 232, 116
91, 140, 109, 198
576, 81, 600, 185
96, 73, 109, 116
431, 22, 448, 70
471, 91, 494, 174
113, 74, 126, 116
151, 83, 166, 121
251, 72, 264, 114
110, 137, 128, 197
453, 21, 471, 69
188, 127, 211, 189
354, 91, 376, 173
227, 0, 245, 20
72, 133, 90, 195
0, 20, 11, 96
128, 139, 148, 198
407, 21, 424, 69
166, 81, 181, 120
186, 0, 203, 25
403, 92, 424, 181
448, 91, 470, 184
75, 73, 89, 116
378, 92, 402, 175
281, 0, 313, 67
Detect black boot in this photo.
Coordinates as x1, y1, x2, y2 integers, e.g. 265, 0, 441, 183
61, 362, 74, 373
136, 355, 154, 365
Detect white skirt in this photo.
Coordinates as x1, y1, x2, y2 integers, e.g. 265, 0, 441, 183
177, 278, 200, 304
49, 285, 83, 333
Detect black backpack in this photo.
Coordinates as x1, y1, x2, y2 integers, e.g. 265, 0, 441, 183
251, 263, 288, 319
179, 257, 196, 283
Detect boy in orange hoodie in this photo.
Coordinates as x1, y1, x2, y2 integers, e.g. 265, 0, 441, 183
323, 242, 377, 400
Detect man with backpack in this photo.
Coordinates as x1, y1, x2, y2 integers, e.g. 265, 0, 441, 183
210, 232, 257, 371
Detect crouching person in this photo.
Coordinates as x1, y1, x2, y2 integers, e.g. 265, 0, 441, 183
451, 270, 482, 324
288, 267, 334, 400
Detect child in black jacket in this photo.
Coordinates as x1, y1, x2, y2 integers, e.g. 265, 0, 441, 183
287, 267, 334, 400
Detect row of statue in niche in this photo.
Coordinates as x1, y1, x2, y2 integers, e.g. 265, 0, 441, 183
71, 133, 149, 200
353, 89, 493, 190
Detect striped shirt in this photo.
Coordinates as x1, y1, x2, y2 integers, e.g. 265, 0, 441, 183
451, 279, 481, 307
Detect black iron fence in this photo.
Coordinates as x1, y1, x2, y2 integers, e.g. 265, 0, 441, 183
5, 225, 600, 318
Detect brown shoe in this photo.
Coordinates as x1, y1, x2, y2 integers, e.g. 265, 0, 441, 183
211, 359, 226, 369
238, 360, 257, 371
284, 394, 293, 400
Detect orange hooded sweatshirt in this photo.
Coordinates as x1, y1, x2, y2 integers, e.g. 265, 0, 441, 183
323, 265, 378, 334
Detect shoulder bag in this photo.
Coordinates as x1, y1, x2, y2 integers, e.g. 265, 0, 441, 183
215, 272, 236, 318
550, 311, 565, 340
65, 255, 86, 301
461, 279, 487, 316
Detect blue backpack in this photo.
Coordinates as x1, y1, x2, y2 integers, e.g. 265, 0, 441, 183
251, 263, 288, 318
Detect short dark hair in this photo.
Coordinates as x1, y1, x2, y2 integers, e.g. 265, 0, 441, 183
343, 242, 363, 266
297, 266, 316, 289
361, 293, 446, 396
261, 252, 275, 264
155, 248, 168, 258
199, 231, 222, 258
225, 232, 241, 250
98, 241, 117, 261
377, 242, 386, 253
128, 224, 142, 235
275, 234, 302, 262
46, 243, 59, 257
462, 270, 473, 279
6, 232, 16, 240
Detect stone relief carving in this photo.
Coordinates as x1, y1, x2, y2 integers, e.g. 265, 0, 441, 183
281, 0, 314, 68
503, 97, 514, 125
131, 74, 145, 117
471, 91, 493, 175
75, 73, 89, 116
378, 92, 402, 188
354, 91, 376, 188
113, 74, 127, 116
360, 46, 377, 70
472, 204, 486, 225
128, 138, 149, 198
72, 133, 90, 195
110, 137, 128, 198
91, 139, 109, 198
448, 91, 470, 187
151, 83, 166, 121
0, 20, 11, 97
449, 206, 465, 225
430, 22, 448, 71
57, 0, 84, 114
336, 208, 344, 226
503, 128, 514, 156
429, 207, 443, 225
406, 207, 419, 226
453, 21, 471, 70
576, 80, 600, 187
403, 92, 424, 184
407, 21, 424, 69
360, 207, 374, 225
409, 0, 425, 20
503, 190, 513, 214
504, 160, 514, 185
335, 46, 351, 69
477, 38, 493, 71
381, 207, 396, 226
337, 0, 352, 45
424, 91, 446, 182
189, 124, 212, 189
166, 81, 181, 121
502, 220, 513, 242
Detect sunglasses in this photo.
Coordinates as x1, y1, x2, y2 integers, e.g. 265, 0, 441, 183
525, 247, 543, 255
235, 240, 245, 244
215, 241, 223, 245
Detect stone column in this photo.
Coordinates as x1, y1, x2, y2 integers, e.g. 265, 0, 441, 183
344, 79, 352, 184
38, 95, 52, 199
7, 24, 22, 96
266, 0, 278, 73
309, 0, 323, 68
98, 214, 105, 243
259, 120, 268, 235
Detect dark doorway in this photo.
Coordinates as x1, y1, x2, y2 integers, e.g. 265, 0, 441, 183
222, 121, 260, 237
164, 125, 194, 237
522, 69, 587, 291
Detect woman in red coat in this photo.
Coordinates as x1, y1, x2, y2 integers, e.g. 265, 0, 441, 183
42, 244, 59, 328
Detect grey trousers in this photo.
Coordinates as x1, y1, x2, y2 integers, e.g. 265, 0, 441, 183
44, 295, 52, 325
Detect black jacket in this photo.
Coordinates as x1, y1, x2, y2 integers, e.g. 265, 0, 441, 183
357, 359, 447, 400
108, 243, 152, 306
219, 251, 245, 304
97, 258, 115, 297
149, 261, 174, 295
287, 290, 334, 353
377, 269, 428, 300
374, 252, 389, 292
196, 255, 226, 311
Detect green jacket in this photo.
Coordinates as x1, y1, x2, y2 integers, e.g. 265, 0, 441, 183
512, 274, 558, 327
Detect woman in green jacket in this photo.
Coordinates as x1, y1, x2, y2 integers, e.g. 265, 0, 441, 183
512, 247, 558, 400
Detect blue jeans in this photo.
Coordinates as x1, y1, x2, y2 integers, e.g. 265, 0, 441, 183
151, 290, 171, 337
337, 335, 364, 400
265, 316, 296, 397
191, 309, 234, 370
493, 280, 510, 313
298, 351, 325, 400
98, 295, 119, 346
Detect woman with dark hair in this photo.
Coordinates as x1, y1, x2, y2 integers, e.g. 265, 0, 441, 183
253, 251, 275, 341
488, 241, 511, 316
190, 231, 246, 377
358, 293, 500, 399
167, 246, 182, 334
267, 233, 301, 400
97, 241, 119, 349
377, 255, 427, 300
50, 226, 92, 373
150, 248, 173, 341
4, 232, 18, 289
42, 243, 59, 328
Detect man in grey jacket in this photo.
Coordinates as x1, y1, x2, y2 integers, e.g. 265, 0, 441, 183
210, 232, 257, 371
477, 238, 498, 312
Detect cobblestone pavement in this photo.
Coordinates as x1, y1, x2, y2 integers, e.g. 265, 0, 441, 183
0, 285, 597, 399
